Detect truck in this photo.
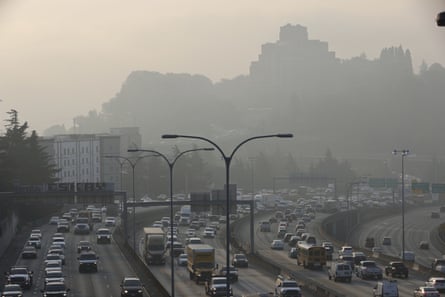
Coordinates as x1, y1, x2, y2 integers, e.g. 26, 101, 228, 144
187, 244, 216, 283
143, 227, 166, 265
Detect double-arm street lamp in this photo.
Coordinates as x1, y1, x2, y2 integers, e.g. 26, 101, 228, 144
162, 133, 293, 297
392, 149, 409, 262
128, 147, 214, 297
105, 155, 154, 250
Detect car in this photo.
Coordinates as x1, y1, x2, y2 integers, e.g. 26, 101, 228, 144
44, 270, 65, 287
372, 246, 383, 253
328, 262, 352, 282
382, 236, 392, 245
425, 277, 445, 293
259, 221, 271, 232
177, 253, 188, 266
365, 237, 375, 248
21, 246, 37, 259
288, 248, 298, 259
78, 251, 99, 273
169, 241, 185, 257
77, 241, 92, 253
205, 277, 233, 297
338, 246, 353, 256
30, 229, 42, 239
120, 276, 144, 297
218, 266, 238, 282
232, 253, 249, 267
203, 227, 216, 238
27, 235, 41, 249
56, 222, 70, 233
432, 258, 445, 272
431, 212, 440, 218
44, 260, 62, 275
49, 216, 60, 225
399, 251, 415, 262
413, 286, 440, 297
47, 248, 65, 265
373, 280, 399, 297
45, 254, 64, 265
74, 223, 90, 235
355, 260, 383, 280
105, 217, 116, 227
96, 228, 112, 244
1, 284, 23, 297
419, 241, 429, 249
274, 275, 300, 297
271, 240, 284, 250
5, 267, 33, 289
51, 237, 66, 249
40, 281, 70, 297
288, 236, 301, 247
352, 252, 367, 266
384, 261, 408, 278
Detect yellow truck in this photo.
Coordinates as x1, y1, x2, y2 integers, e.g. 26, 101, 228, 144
187, 244, 216, 283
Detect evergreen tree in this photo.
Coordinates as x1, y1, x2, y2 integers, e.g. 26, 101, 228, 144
0, 110, 58, 190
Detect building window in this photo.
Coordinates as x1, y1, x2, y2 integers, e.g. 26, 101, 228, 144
82, 147, 84, 153
86, 147, 89, 153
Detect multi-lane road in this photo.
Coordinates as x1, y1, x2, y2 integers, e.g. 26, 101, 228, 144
4, 204, 445, 297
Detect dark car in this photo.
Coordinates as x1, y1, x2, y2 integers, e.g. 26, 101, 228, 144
5, 267, 33, 289
40, 281, 70, 297
288, 248, 298, 259
77, 241, 92, 253
78, 251, 99, 273
218, 266, 238, 282
120, 277, 144, 297
232, 254, 248, 268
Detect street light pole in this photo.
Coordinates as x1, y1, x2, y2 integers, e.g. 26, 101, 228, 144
392, 149, 409, 262
105, 155, 153, 250
128, 147, 214, 297
162, 133, 293, 297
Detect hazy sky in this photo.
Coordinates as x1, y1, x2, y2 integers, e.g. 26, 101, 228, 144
0, 0, 444, 134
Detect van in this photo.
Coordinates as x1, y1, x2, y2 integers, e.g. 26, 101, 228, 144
260, 221, 271, 232
328, 262, 352, 282
373, 280, 398, 297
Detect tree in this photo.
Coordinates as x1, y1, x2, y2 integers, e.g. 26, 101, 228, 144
0, 110, 58, 191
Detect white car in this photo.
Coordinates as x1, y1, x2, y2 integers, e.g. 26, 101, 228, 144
203, 227, 216, 238
425, 277, 445, 293
177, 253, 188, 266
271, 239, 284, 250
339, 246, 353, 256
105, 217, 116, 227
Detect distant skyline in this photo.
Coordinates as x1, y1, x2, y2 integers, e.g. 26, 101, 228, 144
0, 0, 444, 134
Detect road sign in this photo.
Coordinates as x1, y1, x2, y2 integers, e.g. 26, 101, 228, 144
369, 178, 386, 188
432, 183, 445, 193
368, 178, 398, 188
190, 192, 210, 212
411, 182, 430, 193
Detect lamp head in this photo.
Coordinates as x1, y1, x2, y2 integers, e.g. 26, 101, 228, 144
277, 133, 293, 138
437, 11, 445, 26
162, 134, 178, 139
127, 149, 139, 152
203, 148, 215, 151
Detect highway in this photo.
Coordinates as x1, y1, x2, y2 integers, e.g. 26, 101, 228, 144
9, 216, 145, 297
349, 205, 445, 268
5, 204, 445, 297
233, 208, 445, 297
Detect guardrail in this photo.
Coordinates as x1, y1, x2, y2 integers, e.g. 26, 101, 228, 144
113, 226, 170, 297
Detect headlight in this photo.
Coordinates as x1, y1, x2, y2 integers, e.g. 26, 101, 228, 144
124, 290, 129, 293
138, 289, 142, 293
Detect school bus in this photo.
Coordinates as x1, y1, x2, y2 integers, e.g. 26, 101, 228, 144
296, 242, 326, 269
